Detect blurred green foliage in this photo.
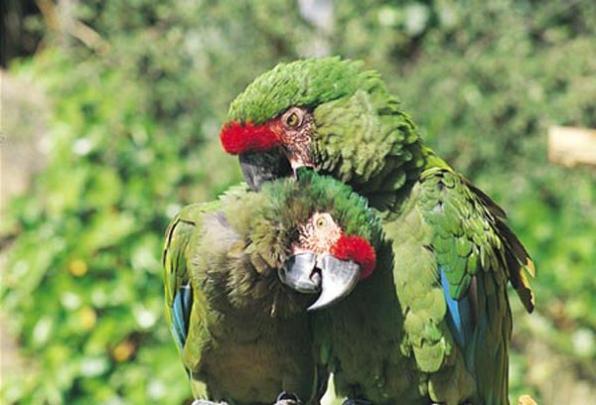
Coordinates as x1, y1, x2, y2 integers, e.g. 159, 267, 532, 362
1, 0, 594, 404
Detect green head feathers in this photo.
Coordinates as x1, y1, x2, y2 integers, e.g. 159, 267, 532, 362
266, 169, 382, 245
222, 170, 382, 265
224, 57, 425, 196
227, 57, 379, 124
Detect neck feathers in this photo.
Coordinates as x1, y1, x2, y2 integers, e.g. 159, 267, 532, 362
314, 89, 430, 211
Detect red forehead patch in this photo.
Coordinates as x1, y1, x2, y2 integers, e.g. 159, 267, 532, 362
219, 121, 280, 155
331, 235, 377, 279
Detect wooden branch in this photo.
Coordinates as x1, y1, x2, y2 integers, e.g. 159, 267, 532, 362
35, 0, 60, 32
548, 126, 596, 167
35, 0, 110, 53
70, 20, 110, 53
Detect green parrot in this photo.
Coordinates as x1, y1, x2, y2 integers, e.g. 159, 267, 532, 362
162, 171, 381, 405
218, 57, 536, 404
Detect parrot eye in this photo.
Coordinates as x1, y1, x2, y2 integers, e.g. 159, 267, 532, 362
315, 216, 327, 228
282, 107, 303, 129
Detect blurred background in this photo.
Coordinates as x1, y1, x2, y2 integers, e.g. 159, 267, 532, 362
0, 0, 594, 404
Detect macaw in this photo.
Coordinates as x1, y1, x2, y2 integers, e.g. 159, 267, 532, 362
163, 171, 381, 405
218, 57, 536, 404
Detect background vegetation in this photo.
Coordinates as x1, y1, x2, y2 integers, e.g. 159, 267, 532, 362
1, 0, 594, 404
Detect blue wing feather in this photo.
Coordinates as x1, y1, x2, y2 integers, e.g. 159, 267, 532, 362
440, 268, 473, 348
171, 284, 192, 349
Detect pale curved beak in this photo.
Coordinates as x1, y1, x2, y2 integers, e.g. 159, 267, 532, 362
308, 254, 360, 311
279, 253, 361, 311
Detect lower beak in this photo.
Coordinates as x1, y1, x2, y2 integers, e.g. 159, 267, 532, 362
279, 252, 321, 294
239, 149, 292, 190
279, 253, 361, 311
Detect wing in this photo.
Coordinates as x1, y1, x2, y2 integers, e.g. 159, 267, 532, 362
418, 167, 535, 318
392, 166, 535, 403
463, 178, 536, 313
162, 202, 219, 350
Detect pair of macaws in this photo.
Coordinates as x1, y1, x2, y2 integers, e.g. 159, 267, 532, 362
163, 58, 536, 405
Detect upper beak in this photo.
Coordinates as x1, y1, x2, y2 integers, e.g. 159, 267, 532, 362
308, 254, 360, 311
279, 252, 361, 311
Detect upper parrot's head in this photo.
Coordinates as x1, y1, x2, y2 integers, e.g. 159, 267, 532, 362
250, 170, 382, 310
220, 57, 422, 192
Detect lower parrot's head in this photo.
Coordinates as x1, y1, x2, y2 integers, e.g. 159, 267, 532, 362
219, 57, 420, 190
255, 170, 381, 310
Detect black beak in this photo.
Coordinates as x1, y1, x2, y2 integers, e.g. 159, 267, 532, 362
279, 253, 361, 311
239, 149, 292, 191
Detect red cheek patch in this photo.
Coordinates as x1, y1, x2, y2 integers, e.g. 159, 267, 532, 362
219, 121, 280, 155
331, 235, 377, 279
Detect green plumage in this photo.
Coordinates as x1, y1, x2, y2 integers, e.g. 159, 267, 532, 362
162, 173, 381, 404
228, 58, 378, 124
227, 57, 536, 404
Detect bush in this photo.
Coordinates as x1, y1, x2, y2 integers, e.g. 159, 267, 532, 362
2, 0, 594, 403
